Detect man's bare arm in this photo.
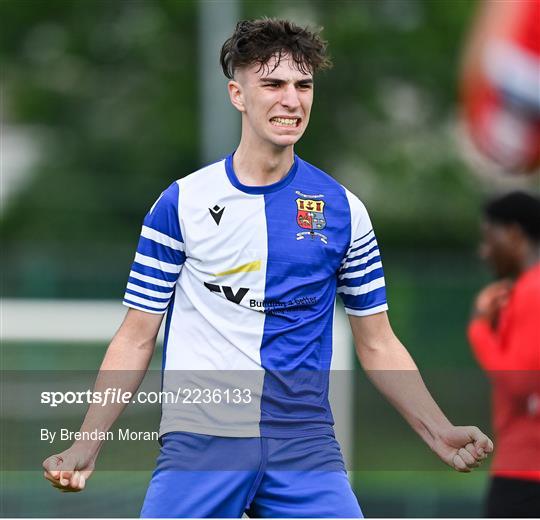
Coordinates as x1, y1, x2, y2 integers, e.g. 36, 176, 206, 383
42, 308, 163, 492
349, 311, 493, 472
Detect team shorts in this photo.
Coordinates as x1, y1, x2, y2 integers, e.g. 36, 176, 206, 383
485, 476, 540, 517
140, 431, 363, 518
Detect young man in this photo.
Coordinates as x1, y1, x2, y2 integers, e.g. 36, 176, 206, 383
43, 19, 492, 518
468, 192, 540, 517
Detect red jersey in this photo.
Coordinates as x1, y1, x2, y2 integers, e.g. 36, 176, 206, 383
468, 263, 540, 482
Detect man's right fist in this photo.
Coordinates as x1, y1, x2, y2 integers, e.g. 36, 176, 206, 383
472, 280, 512, 328
43, 445, 96, 492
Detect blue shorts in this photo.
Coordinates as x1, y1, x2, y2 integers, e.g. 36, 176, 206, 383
141, 432, 363, 518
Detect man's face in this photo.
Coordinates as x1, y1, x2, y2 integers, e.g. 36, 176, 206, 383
229, 54, 314, 148
479, 220, 520, 277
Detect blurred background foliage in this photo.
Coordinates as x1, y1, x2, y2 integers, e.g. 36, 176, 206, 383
2, 0, 507, 302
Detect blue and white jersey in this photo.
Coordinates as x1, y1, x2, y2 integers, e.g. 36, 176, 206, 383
123, 154, 388, 438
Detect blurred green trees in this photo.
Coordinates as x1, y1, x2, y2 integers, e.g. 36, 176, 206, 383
1, 0, 526, 297
2, 0, 199, 242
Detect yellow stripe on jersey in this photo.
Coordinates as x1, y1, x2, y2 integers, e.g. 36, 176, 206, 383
215, 260, 261, 276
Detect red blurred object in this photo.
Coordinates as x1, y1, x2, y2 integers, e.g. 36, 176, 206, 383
461, 0, 540, 174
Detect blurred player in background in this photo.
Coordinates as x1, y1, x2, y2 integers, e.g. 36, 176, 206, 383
468, 192, 540, 517
460, 0, 540, 174
44, 18, 493, 517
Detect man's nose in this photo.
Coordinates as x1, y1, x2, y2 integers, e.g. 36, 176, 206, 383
280, 84, 300, 109
478, 242, 490, 260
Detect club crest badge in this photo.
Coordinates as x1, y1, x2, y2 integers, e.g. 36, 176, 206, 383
296, 196, 328, 244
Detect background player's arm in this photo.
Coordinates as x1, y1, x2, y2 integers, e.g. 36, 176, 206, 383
468, 280, 540, 396
43, 308, 163, 492
349, 311, 493, 472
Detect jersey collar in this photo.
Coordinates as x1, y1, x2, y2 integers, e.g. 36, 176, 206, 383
225, 152, 299, 195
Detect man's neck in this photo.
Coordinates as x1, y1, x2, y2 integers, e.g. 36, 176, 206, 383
233, 139, 295, 187
519, 244, 540, 275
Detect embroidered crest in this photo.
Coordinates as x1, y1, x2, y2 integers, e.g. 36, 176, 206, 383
296, 198, 328, 244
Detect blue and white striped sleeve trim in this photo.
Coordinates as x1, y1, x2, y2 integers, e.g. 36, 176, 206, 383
123, 181, 186, 314
337, 191, 388, 316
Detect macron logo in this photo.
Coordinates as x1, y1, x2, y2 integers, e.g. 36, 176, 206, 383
209, 204, 225, 225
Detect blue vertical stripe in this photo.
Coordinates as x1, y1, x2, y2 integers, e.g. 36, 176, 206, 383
258, 160, 351, 437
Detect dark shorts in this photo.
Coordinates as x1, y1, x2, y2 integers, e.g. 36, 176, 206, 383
486, 476, 540, 518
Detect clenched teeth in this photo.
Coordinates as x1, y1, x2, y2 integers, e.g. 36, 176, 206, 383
271, 117, 299, 126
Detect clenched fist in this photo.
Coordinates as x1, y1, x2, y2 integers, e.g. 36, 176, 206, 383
43, 444, 97, 492
432, 425, 494, 473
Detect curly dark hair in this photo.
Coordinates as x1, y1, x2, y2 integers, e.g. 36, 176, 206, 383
220, 18, 332, 79
484, 191, 540, 242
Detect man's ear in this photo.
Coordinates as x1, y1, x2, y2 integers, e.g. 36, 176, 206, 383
228, 80, 245, 113
508, 223, 527, 246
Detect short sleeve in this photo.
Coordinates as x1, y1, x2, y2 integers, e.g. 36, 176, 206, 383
337, 190, 388, 316
123, 181, 186, 314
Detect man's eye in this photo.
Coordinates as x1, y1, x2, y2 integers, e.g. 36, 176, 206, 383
263, 83, 279, 88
